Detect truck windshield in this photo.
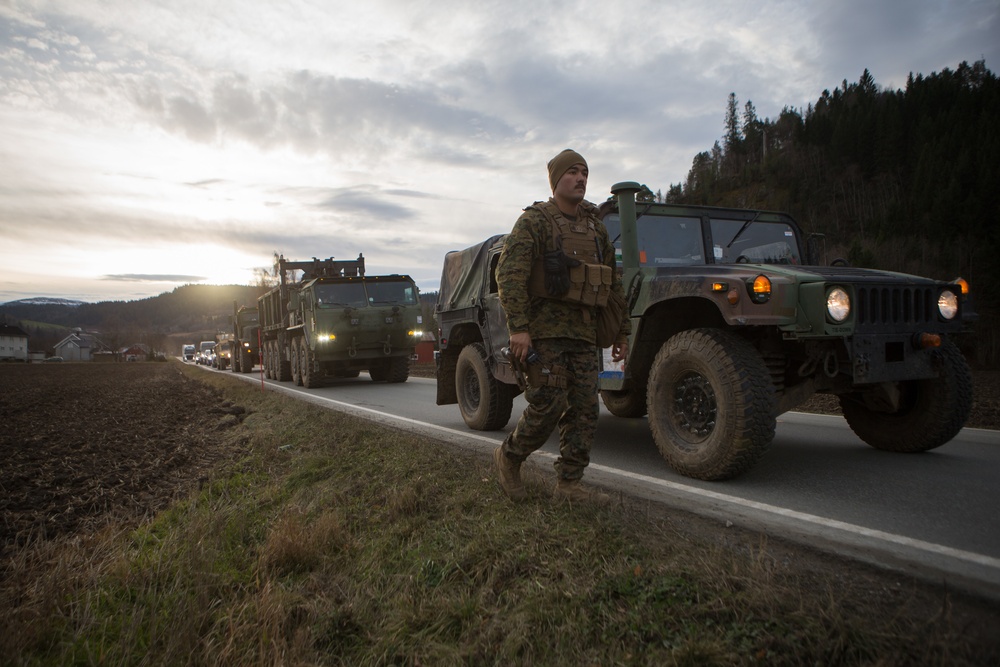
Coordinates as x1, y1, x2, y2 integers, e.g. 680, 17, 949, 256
710, 218, 801, 264
315, 283, 368, 308
366, 280, 418, 305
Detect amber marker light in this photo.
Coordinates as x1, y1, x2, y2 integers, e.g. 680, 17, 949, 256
749, 275, 771, 303
711, 282, 728, 292
954, 277, 969, 295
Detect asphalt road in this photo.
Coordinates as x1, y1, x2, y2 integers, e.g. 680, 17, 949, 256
206, 364, 1000, 600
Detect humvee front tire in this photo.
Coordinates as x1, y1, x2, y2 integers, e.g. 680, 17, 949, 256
600, 385, 648, 418
456, 343, 513, 430
839, 339, 972, 453
646, 329, 776, 481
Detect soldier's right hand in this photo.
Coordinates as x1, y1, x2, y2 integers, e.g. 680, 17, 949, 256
508, 332, 533, 363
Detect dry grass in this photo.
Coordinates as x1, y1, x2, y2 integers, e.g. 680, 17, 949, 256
2, 364, 999, 666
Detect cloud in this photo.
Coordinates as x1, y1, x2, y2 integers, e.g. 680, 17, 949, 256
101, 274, 208, 283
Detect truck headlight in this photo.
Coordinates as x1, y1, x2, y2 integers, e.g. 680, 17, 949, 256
826, 287, 850, 323
938, 289, 959, 320
409, 330, 423, 337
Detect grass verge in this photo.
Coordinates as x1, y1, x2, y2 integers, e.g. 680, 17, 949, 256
2, 364, 998, 666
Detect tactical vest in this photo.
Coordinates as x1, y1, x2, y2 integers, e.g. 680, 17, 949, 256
527, 200, 612, 308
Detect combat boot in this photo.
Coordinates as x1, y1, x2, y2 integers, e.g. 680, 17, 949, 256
553, 478, 611, 505
494, 446, 526, 501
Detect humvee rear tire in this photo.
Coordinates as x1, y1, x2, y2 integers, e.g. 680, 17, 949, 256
600, 385, 648, 418
387, 356, 409, 383
839, 339, 972, 453
456, 342, 513, 431
646, 329, 775, 481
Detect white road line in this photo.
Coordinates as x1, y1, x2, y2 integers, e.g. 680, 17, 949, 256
250, 375, 1000, 574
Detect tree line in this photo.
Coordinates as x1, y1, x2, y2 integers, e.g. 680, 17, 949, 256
662, 60, 999, 366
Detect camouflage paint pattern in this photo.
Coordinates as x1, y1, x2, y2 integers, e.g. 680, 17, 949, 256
496, 200, 630, 343
501, 337, 601, 480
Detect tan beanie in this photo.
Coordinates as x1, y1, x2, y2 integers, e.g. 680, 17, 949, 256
547, 149, 587, 191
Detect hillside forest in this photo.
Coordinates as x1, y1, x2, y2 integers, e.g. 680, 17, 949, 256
661, 60, 998, 366
2, 60, 997, 366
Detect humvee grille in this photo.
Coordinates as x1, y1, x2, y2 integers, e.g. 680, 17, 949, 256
855, 285, 938, 330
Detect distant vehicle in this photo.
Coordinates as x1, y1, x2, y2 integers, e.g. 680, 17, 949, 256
182, 344, 196, 362
258, 254, 421, 387
214, 334, 233, 370
197, 340, 216, 365
229, 301, 259, 373
43, 356, 64, 362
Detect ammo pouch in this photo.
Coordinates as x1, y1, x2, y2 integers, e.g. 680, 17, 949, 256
527, 201, 612, 308
525, 361, 569, 390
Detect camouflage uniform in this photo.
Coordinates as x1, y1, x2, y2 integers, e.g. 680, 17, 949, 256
496, 199, 630, 480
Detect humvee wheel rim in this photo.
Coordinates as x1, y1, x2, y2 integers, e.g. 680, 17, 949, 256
462, 368, 481, 409
673, 371, 716, 438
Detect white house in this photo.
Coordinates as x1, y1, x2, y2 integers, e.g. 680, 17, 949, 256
54, 329, 107, 361
0, 324, 29, 362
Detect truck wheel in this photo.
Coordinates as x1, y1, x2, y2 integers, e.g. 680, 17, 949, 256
277, 340, 292, 382
600, 385, 648, 418
301, 339, 323, 388
241, 349, 254, 373
839, 339, 972, 452
262, 342, 273, 379
456, 343, 513, 430
647, 329, 776, 481
291, 339, 302, 386
387, 356, 409, 383
369, 363, 387, 382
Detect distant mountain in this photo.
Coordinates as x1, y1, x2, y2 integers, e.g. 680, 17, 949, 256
2, 297, 85, 307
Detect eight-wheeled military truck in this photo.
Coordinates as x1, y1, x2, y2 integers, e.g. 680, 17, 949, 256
436, 182, 975, 480
230, 301, 259, 373
258, 254, 422, 387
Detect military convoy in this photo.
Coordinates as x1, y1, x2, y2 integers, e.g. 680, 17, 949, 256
229, 301, 259, 373
436, 181, 975, 480
257, 254, 422, 387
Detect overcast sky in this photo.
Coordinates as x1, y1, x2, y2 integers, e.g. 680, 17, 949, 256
1, 0, 997, 303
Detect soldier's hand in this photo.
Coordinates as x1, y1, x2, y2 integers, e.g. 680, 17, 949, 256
509, 332, 533, 363
543, 250, 580, 296
611, 339, 628, 364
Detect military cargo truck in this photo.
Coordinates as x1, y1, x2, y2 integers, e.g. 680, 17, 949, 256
436, 182, 975, 480
258, 254, 422, 387
230, 301, 259, 373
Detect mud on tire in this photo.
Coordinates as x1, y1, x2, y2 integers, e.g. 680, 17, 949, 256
646, 328, 776, 481
456, 342, 514, 430
839, 339, 972, 453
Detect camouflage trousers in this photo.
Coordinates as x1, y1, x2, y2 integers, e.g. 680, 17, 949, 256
502, 338, 600, 481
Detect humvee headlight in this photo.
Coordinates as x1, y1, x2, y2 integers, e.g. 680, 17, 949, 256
317, 333, 336, 342
409, 330, 423, 337
938, 289, 959, 320
826, 287, 851, 323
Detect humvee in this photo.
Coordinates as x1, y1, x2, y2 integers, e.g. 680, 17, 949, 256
436, 182, 975, 480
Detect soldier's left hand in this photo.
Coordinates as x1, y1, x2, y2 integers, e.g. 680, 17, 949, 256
611, 340, 628, 364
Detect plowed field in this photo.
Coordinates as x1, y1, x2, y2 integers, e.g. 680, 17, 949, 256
0, 362, 244, 557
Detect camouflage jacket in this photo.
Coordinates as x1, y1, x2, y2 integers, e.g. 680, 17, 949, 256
497, 199, 631, 344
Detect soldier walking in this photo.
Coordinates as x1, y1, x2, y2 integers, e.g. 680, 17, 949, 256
494, 149, 630, 503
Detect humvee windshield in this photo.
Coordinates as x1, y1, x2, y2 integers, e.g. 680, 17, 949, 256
603, 213, 801, 267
